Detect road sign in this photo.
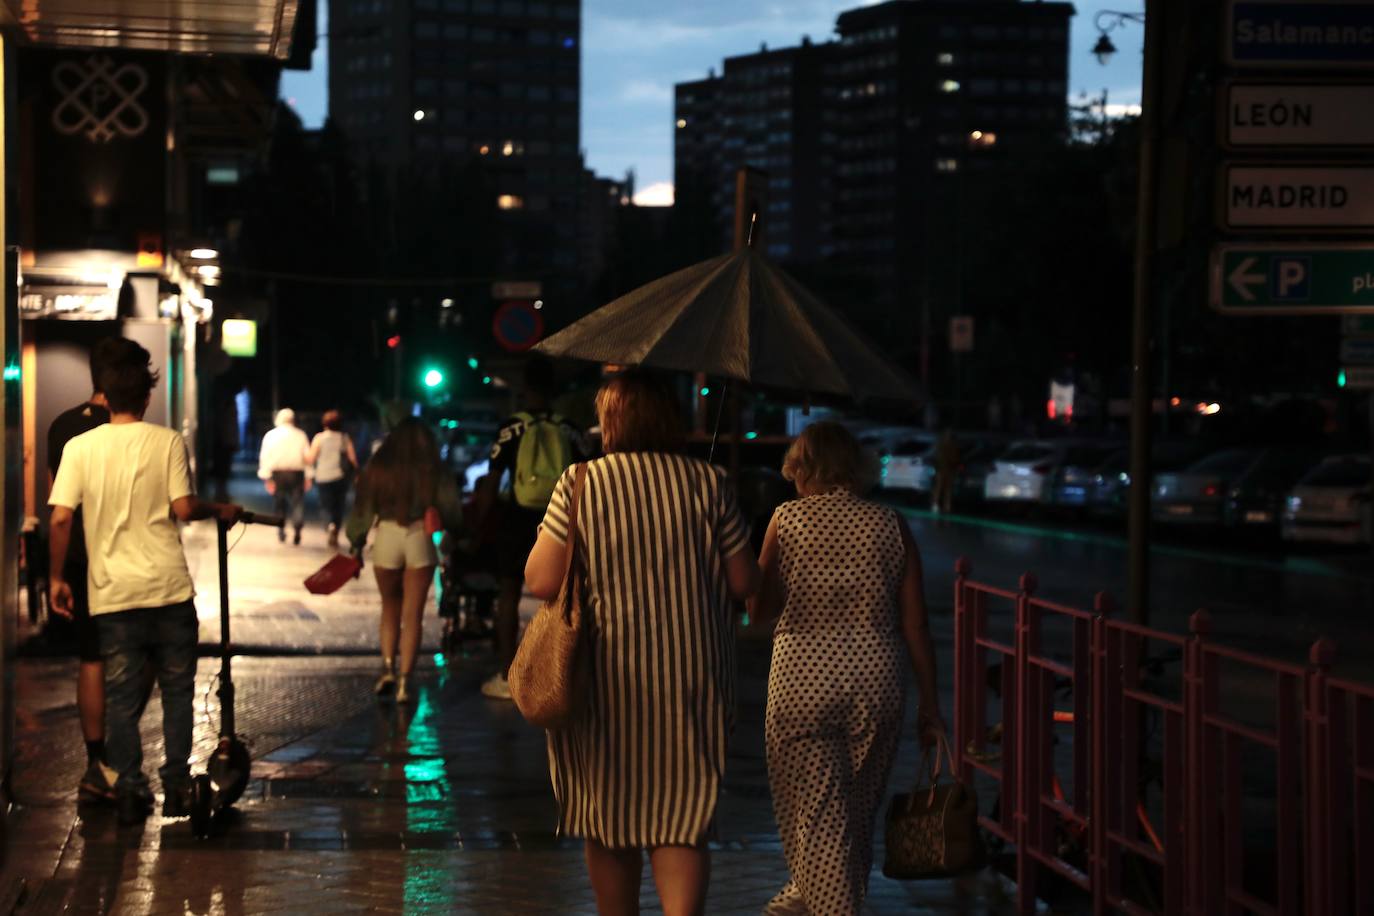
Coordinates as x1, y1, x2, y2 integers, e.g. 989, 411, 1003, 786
1223, 164, 1374, 229
1340, 337, 1374, 364
492, 300, 545, 353
1223, 83, 1374, 147
948, 316, 974, 353
1226, 2, 1374, 70
491, 280, 542, 300
1341, 366, 1374, 389
1343, 314, 1374, 334
1210, 244, 1374, 313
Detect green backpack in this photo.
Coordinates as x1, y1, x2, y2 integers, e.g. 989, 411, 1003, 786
512, 411, 574, 510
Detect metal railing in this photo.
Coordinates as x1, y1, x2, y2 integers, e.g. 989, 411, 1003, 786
952, 558, 1374, 915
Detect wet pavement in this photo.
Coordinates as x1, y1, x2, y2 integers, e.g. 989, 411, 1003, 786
5, 647, 1018, 914
4, 470, 1019, 914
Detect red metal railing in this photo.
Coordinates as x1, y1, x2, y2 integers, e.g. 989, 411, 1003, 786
952, 558, 1374, 915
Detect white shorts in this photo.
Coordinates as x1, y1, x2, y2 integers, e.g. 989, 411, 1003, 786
372, 520, 438, 570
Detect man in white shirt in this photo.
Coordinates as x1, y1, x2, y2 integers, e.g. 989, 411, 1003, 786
258, 407, 312, 545
48, 338, 242, 824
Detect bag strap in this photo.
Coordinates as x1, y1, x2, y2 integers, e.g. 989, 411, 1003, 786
907, 729, 956, 813
557, 463, 588, 618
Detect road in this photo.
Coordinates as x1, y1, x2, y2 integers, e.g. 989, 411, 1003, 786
902, 504, 1374, 682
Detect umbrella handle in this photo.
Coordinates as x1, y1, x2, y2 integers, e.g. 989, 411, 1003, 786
708, 378, 730, 465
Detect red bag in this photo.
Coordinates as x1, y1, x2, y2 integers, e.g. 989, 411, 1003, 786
304, 554, 363, 595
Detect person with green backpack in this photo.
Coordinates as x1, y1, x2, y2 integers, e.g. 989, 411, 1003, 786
476, 357, 586, 700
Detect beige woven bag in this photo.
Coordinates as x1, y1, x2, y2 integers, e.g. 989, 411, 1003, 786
509, 463, 590, 729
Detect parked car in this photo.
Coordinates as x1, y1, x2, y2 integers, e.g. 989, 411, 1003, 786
984, 440, 1070, 504
1048, 445, 1121, 509
877, 432, 940, 495
1154, 447, 1321, 529
1088, 441, 1212, 518
1281, 455, 1373, 546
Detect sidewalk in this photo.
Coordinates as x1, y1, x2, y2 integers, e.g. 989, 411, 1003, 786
5, 649, 1016, 914
2, 467, 1021, 913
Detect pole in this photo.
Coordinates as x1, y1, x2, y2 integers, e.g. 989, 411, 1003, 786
1127, 0, 1164, 626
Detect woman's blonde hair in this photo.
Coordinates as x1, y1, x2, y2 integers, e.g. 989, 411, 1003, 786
595, 369, 686, 454
782, 421, 873, 493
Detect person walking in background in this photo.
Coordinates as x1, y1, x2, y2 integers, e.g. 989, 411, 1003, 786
474, 357, 584, 701
753, 421, 944, 916
523, 370, 758, 915
346, 419, 462, 704
48, 338, 243, 824
46, 338, 117, 803
932, 429, 962, 515
258, 408, 311, 545
308, 410, 359, 549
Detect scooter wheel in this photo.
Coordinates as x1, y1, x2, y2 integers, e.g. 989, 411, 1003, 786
190, 775, 213, 838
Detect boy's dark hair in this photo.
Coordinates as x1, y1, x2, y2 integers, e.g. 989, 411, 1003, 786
96, 339, 159, 414
523, 355, 557, 400
89, 336, 144, 393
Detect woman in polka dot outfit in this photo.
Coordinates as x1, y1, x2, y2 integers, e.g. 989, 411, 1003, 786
754, 421, 944, 915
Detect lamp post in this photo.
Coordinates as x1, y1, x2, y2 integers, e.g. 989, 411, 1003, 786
1093, 5, 1157, 627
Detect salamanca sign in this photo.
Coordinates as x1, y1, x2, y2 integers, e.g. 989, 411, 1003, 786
1228, 2, 1374, 68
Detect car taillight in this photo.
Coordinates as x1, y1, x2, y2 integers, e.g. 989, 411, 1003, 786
1203, 483, 1219, 497
1032, 463, 1052, 475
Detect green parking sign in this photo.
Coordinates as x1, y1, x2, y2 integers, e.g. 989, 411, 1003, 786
1211, 244, 1374, 313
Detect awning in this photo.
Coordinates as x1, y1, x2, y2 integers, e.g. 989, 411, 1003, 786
2, 0, 301, 60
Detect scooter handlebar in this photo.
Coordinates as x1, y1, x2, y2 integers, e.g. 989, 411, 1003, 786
240, 511, 286, 528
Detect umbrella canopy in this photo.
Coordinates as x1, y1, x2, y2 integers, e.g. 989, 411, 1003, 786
535, 248, 922, 404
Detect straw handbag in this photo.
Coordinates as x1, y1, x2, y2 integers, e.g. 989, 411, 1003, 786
883, 733, 985, 879
509, 463, 589, 729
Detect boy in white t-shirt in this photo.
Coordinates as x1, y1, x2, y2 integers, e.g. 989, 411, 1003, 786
48, 338, 242, 824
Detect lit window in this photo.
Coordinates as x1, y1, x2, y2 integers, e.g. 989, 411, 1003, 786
968, 130, 997, 148
497, 194, 525, 210
676, 118, 687, 129
478, 144, 491, 155
940, 80, 961, 93
935, 158, 959, 172
937, 52, 955, 66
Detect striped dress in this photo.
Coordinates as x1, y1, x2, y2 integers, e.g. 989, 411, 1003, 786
538, 452, 750, 848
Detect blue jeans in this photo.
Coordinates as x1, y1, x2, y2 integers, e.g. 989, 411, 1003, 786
272, 471, 307, 531
317, 478, 350, 529
96, 601, 198, 795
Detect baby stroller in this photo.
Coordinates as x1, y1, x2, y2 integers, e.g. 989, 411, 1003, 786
437, 486, 502, 652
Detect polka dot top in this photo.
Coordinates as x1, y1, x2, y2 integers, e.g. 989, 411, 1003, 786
774, 489, 905, 637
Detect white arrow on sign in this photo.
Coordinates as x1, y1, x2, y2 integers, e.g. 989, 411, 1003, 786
1227, 256, 1266, 302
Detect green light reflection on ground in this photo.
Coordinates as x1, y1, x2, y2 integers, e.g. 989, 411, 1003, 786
404, 691, 455, 909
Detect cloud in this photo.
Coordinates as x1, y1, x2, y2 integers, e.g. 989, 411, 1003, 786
620, 80, 673, 103
633, 182, 675, 207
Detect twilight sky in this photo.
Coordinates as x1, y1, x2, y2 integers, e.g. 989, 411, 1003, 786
280, 0, 1145, 204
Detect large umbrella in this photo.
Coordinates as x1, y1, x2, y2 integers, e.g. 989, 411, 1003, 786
535, 248, 922, 405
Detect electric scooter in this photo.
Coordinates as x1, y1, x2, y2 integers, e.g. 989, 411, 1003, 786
189, 511, 284, 838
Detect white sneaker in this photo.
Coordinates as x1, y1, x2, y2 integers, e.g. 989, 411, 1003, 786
480, 673, 511, 700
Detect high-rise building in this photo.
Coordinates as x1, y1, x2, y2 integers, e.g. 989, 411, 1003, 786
675, 0, 1073, 327
328, 0, 584, 287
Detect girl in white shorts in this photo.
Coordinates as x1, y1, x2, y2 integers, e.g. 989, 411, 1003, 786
346, 419, 462, 703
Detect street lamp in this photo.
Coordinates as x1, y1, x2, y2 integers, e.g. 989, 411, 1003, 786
1092, 10, 1146, 65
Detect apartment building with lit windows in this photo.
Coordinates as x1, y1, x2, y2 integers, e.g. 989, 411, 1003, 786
675, 0, 1073, 319
328, 0, 583, 281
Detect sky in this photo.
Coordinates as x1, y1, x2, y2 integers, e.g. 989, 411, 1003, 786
279, 0, 1145, 206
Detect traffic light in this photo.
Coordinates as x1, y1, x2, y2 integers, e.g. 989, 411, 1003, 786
387, 335, 402, 350
1338, 369, 1348, 388
467, 356, 480, 370
423, 367, 445, 389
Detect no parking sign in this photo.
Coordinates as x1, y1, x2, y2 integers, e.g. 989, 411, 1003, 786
492, 300, 545, 353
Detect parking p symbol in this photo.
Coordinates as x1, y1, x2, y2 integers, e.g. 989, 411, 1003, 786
1271, 257, 1311, 302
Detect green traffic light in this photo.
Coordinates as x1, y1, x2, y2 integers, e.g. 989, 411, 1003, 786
1338, 370, 1347, 388
423, 368, 445, 388
468, 357, 480, 370
700, 386, 711, 397
482, 375, 492, 385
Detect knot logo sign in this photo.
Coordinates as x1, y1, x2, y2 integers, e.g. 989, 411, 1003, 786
51, 56, 149, 143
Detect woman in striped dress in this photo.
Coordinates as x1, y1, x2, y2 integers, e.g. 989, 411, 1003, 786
525, 370, 759, 915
